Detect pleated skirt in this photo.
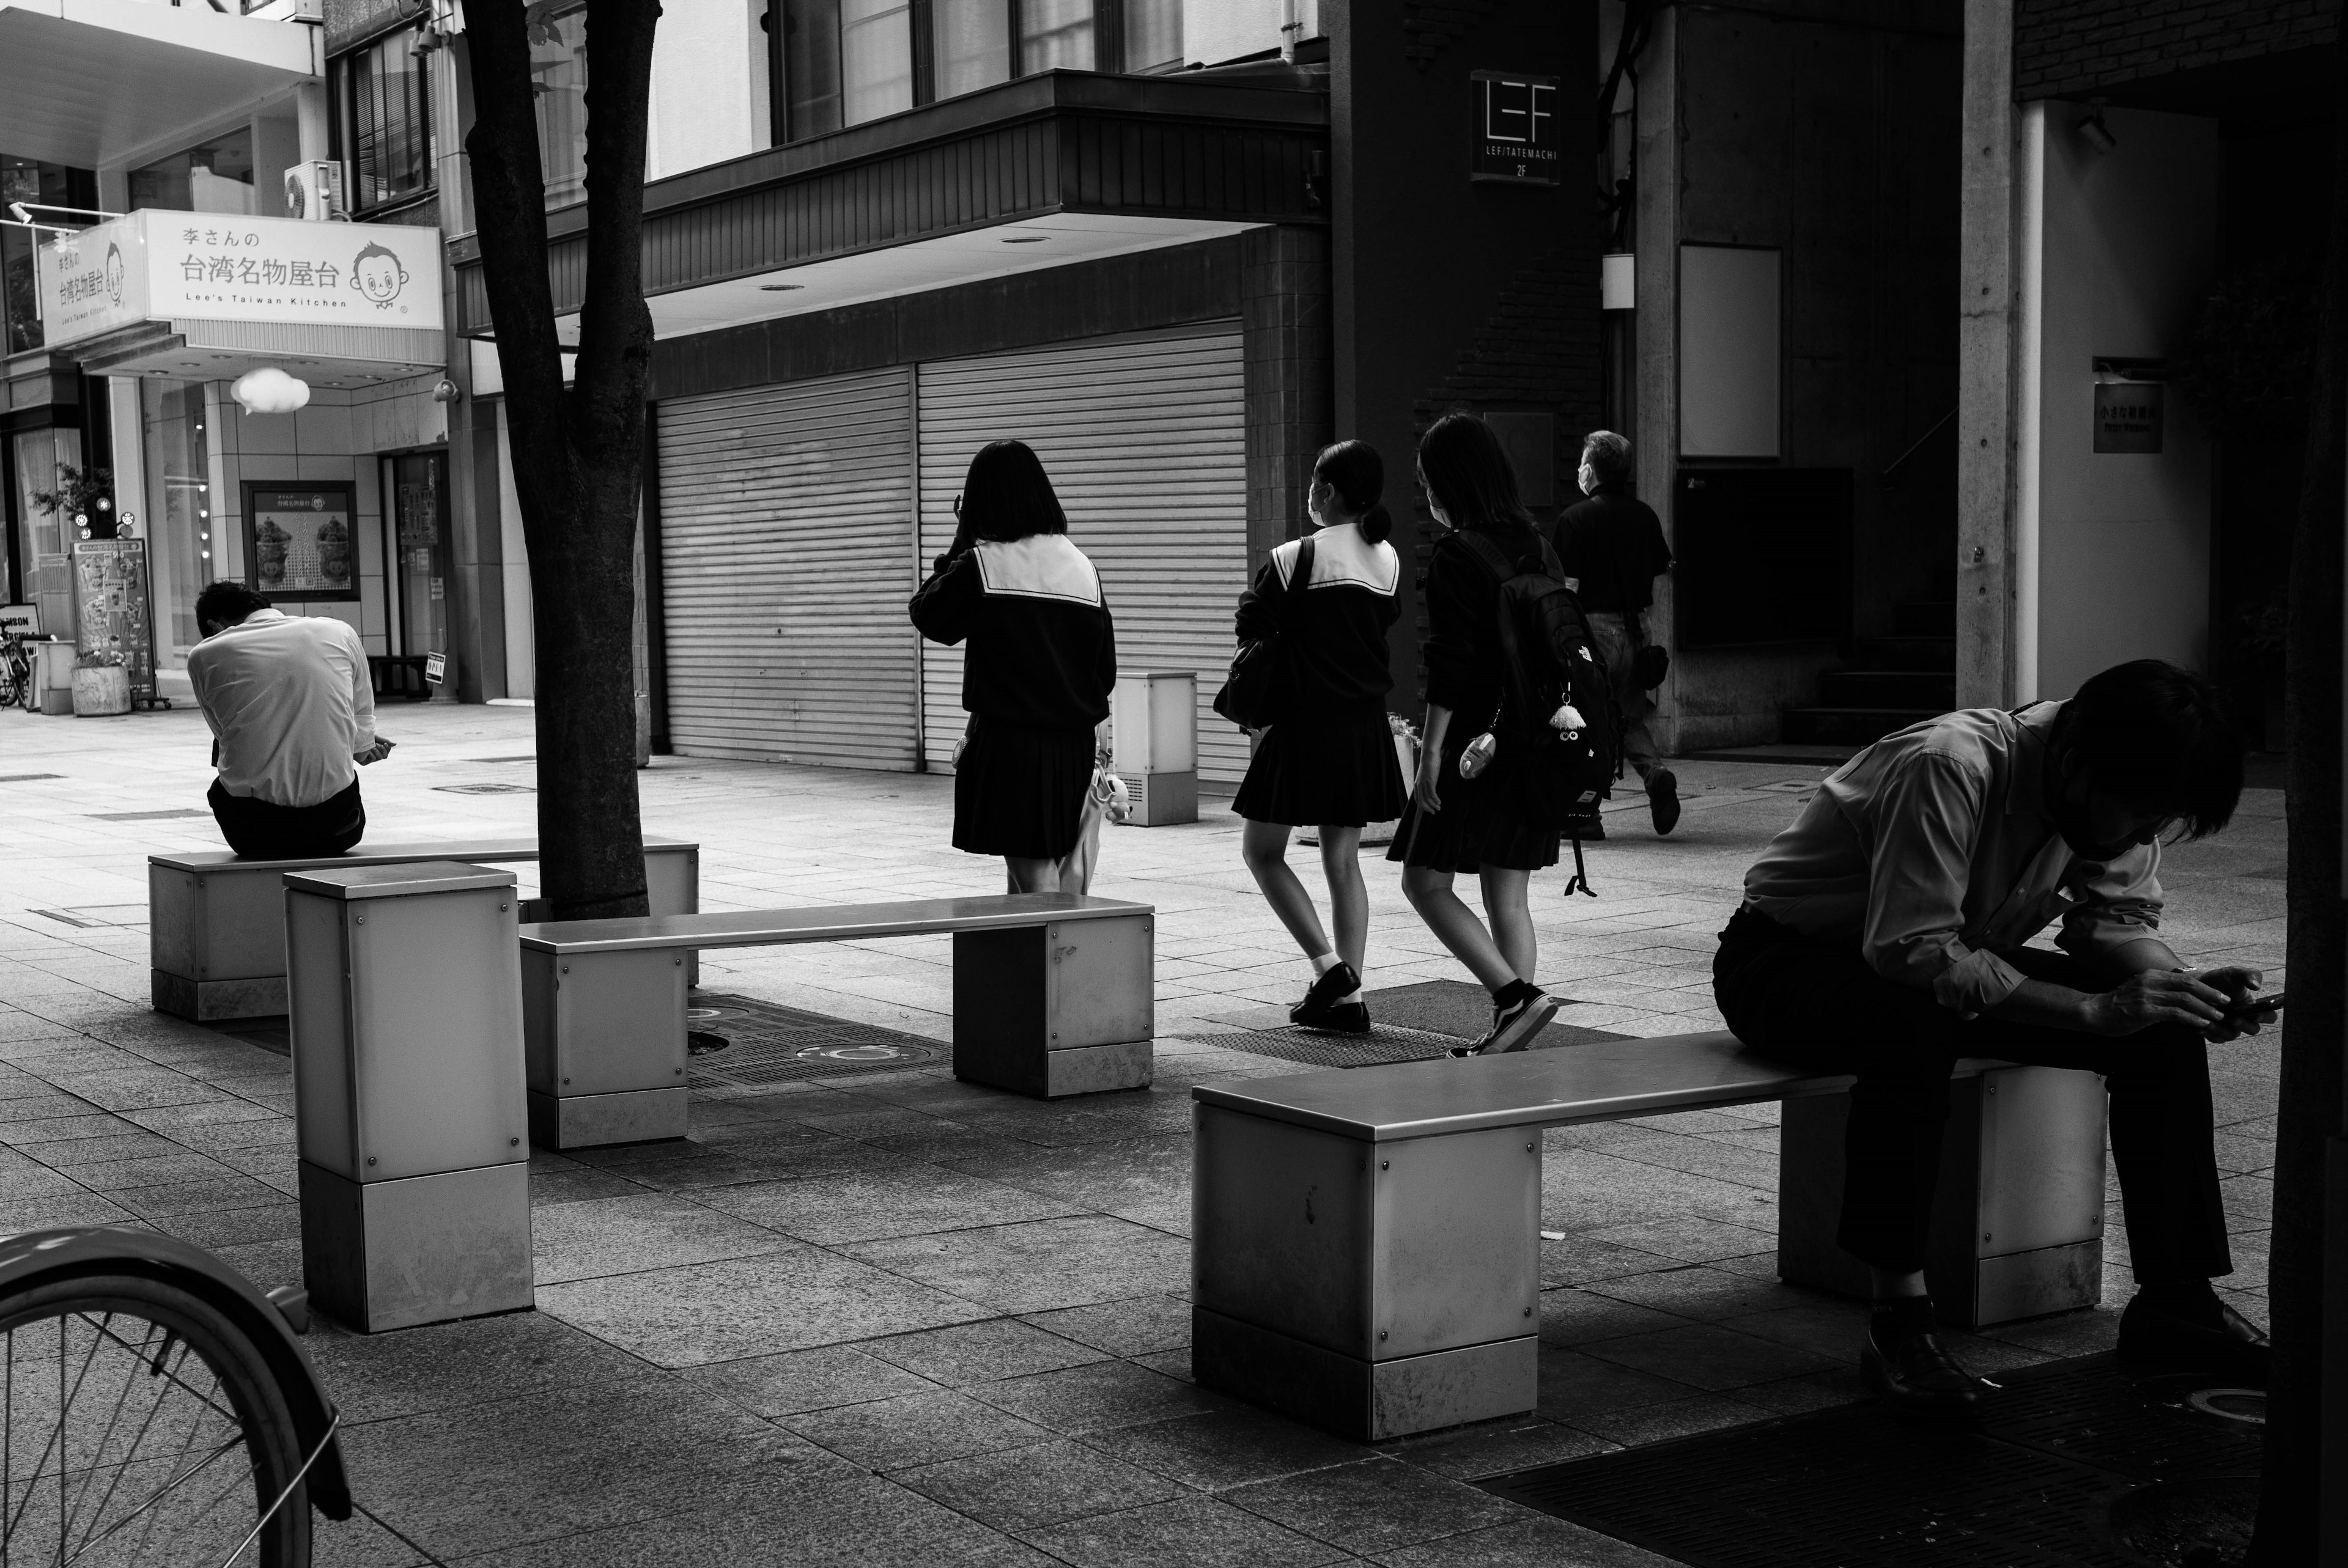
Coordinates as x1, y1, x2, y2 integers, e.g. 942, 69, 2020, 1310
1234, 708, 1409, 829
952, 717, 1096, 859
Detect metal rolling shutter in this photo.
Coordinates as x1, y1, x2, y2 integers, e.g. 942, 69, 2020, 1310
658, 367, 918, 768
917, 324, 1249, 784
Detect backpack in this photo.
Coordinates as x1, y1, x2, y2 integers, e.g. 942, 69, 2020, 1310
1455, 531, 1620, 890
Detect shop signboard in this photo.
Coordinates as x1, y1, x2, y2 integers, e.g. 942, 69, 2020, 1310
1469, 71, 1561, 185
1, 603, 39, 638
2093, 381, 2163, 454
245, 483, 361, 602
325, 0, 426, 54
70, 539, 156, 703
36, 211, 444, 348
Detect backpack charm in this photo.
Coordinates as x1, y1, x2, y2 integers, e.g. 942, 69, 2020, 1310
1458, 732, 1498, 779
1548, 702, 1586, 735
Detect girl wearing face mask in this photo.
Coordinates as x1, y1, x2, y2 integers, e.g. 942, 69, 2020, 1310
1389, 414, 1564, 1057
1233, 441, 1408, 1033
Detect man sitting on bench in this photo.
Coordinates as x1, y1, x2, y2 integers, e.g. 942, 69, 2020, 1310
187, 582, 393, 859
1713, 658, 2269, 1418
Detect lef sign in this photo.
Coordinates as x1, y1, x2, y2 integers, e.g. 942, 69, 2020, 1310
1470, 71, 1561, 185
37, 211, 443, 349
244, 483, 361, 602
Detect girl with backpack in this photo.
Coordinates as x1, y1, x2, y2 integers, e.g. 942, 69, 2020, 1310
910, 440, 1118, 894
1389, 414, 1564, 1056
1233, 441, 1408, 1032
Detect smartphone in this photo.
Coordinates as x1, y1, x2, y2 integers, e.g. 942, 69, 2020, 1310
2222, 990, 2283, 1022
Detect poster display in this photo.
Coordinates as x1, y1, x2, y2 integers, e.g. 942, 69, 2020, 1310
244, 484, 361, 601
71, 539, 157, 702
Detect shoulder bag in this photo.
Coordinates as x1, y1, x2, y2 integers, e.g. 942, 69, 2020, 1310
1211, 535, 1316, 731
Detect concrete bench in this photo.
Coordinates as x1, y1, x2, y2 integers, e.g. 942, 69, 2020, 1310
517, 892, 1154, 1147
1189, 1031, 2108, 1441
149, 837, 700, 1021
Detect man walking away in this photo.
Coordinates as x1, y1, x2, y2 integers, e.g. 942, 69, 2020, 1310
1713, 660, 2270, 1418
1552, 431, 1678, 835
187, 582, 391, 858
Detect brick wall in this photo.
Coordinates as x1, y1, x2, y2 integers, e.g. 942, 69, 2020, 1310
2014, 0, 2341, 100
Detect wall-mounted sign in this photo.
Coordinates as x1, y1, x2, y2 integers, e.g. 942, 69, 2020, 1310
2094, 381, 2163, 454
1471, 71, 1561, 185
35, 210, 444, 349
72, 539, 155, 702
324, 0, 425, 54
245, 483, 361, 602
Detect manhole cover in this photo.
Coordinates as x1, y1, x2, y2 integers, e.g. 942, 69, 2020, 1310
685, 993, 943, 1091
2185, 1388, 2265, 1426
434, 782, 535, 795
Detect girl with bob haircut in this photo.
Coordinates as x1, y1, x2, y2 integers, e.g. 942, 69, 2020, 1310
1232, 440, 1408, 1033
910, 440, 1117, 892
1389, 413, 1565, 1056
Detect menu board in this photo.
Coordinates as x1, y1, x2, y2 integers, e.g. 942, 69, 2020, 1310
71, 539, 156, 702
245, 484, 360, 601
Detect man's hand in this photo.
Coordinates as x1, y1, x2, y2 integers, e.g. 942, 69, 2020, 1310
2084, 969, 2229, 1036
2195, 966, 2272, 1042
354, 738, 396, 766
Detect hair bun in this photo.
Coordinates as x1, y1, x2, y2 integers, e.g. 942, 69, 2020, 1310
1357, 501, 1394, 544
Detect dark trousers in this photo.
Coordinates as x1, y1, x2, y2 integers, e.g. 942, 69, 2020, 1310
1713, 905, 2231, 1284
208, 778, 366, 859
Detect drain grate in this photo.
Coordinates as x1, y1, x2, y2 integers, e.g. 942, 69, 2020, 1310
434, 782, 535, 795
31, 905, 149, 929
86, 808, 210, 821
0, 773, 65, 784
1477, 1353, 2261, 1568
685, 993, 943, 1091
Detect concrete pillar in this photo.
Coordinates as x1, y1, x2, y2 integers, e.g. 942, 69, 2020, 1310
295, 80, 330, 167
1955, 0, 2019, 709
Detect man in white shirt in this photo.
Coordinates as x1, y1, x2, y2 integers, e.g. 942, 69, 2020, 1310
186, 582, 393, 858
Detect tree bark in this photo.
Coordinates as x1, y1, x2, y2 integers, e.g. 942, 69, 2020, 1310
2251, 34, 2347, 1566
461, 0, 660, 921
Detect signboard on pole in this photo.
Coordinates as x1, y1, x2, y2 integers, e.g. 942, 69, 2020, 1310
71, 539, 156, 704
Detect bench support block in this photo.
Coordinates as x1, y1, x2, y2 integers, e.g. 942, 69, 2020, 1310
1778, 1066, 2108, 1328
152, 969, 286, 1022
526, 1087, 689, 1149
300, 1160, 533, 1334
953, 917, 1153, 1099
1194, 1308, 1535, 1442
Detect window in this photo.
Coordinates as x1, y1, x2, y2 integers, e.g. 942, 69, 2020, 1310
338, 24, 435, 214
771, 1, 1183, 145
1, 155, 95, 354
129, 130, 257, 216
530, 5, 591, 209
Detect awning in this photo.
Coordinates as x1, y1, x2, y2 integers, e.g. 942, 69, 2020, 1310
36, 209, 443, 388
0, 0, 318, 168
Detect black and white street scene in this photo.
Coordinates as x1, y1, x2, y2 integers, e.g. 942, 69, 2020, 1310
1, 0, 2343, 1563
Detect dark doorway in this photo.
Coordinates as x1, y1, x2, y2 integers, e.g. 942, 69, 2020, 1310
386, 451, 451, 660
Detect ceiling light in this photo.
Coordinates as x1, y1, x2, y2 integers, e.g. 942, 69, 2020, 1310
1000, 235, 1049, 245
759, 283, 805, 292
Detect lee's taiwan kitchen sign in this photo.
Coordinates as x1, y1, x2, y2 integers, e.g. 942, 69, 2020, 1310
1470, 71, 1560, 185
35, 210, 443, 348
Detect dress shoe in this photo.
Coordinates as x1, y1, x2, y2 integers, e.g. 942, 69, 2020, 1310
1862, 1320, 1988, 1420
1647, 768, 1682, 836
2118, 1290, 2270, 1383
1290, 963, 1362, 1029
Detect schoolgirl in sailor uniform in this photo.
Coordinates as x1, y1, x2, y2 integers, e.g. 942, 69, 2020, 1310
1234, 440, 1408, 1034
910, 441, 1117, 892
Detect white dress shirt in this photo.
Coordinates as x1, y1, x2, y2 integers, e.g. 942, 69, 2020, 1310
187, 609, 377, 808
1741, 702, 2165, 1017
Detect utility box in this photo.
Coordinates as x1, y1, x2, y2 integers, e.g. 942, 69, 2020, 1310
1112, 671, 1197, 826
286, 861, 532, 1333
31, 641, 75, 716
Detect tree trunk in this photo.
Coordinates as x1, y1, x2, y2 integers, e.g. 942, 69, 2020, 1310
460, 0, 660, 921
2250, 34, 2347, 1566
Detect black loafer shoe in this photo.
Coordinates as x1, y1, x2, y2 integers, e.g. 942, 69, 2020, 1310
2118, 1294, 2271, 1383
1647, 768, 1682, 836
1290, 963, 1362, 1028
1862, 1323, 1987, 1421
1317, 1001, 1371, 1035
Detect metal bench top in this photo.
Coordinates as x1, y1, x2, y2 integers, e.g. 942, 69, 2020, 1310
1193, 1031, 2008, 1142
150, 836, 696, 874
519, 893, 1153, 955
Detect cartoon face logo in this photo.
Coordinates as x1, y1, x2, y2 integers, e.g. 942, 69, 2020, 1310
103, 243, 125, 306
350, 242, 409, 308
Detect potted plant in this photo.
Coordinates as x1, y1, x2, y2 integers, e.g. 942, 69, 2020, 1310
71, 650, 130, 716
29, 463, 116, 540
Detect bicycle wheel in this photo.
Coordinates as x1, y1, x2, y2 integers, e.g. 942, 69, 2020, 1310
0, 1273, 312, 1567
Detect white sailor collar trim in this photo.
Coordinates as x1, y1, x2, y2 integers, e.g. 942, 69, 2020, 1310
1274, 523, 1401, 596
972, 534, 1103, 606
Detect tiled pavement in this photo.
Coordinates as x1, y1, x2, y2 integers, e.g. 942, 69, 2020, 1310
0, 700, 2287, 1566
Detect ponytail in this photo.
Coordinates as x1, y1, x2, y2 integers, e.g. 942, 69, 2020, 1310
1357, 502, 1393, 544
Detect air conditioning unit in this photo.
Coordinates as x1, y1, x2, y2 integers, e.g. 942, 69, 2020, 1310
284, 161, 344, 223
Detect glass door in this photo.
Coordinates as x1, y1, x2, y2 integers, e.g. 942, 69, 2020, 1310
386, 451, 449, 658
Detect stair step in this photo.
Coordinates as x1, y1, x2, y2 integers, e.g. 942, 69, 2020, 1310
1852, 636, 1956, 673
1818, 671, 1955, 710
1782, 707, 1941, 748
1894, 602, 1957, 638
